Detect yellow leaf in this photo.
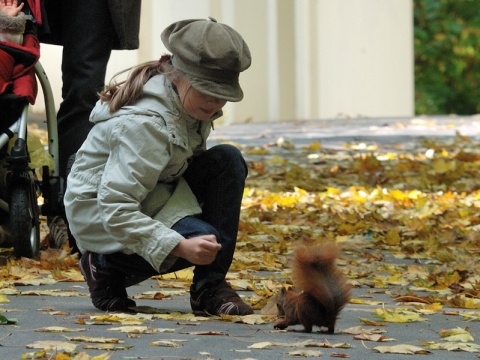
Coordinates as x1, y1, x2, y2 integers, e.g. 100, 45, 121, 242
305, 140, 322, 151
359, 318, 387, 326
325, 187, 342, 195
231, 314, 271, 325
373, 344, 430, 354
349, 298, 384, 305
421, 340, 480, 352
461, 312, 480, 321
156, 268, 193, 281
384, 228, 401, 245
438, 327, 474, 342
424, 303, 443, 311
374, 308, 426, 323
35, 326, 85, 333
432, 158, 456, 174
83, 344, 133, 351
26, 340, 78, 352
64, 336, 123, 344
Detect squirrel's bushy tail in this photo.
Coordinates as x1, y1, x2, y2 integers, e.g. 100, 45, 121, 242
292, 243, 351, 322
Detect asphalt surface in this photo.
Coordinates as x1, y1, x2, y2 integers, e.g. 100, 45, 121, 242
1, 276, 478, 360
1, 115, 480, 359
209, 115, 480, 149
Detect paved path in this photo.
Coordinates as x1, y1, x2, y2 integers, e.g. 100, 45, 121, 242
209, 115, 480, 149
2, 115, 479, 359
1, 276, 478, 359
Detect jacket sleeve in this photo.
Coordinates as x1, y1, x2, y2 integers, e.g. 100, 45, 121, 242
97, 116, 186, 271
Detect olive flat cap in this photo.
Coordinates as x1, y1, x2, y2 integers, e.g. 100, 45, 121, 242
161, 17, 251, 102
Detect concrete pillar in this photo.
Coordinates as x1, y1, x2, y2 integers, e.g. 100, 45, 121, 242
314, 0, 414, 119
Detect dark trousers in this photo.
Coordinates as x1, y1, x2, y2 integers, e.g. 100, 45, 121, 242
96, 144, 248, 290
56, 0, 116, 178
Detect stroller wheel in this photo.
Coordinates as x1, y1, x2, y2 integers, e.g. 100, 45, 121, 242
9, 180, 40, 258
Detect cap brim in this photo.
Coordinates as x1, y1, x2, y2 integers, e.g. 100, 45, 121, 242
187, 75, 244, 102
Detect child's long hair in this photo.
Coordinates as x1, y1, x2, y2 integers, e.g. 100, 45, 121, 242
99, 55, 184, 113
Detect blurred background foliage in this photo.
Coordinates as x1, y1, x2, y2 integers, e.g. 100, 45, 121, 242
414, 0, 480, 115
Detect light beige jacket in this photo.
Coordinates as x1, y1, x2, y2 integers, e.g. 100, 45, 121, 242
64, 75, 219, 271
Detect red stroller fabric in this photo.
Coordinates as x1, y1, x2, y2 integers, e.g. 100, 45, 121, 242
26, 0, 42, 25
0, 0, 41, 105
0, 34, 40, 105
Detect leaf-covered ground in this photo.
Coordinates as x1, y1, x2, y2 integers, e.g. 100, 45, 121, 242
0, 122, 479, 358
236, 133, 480, 308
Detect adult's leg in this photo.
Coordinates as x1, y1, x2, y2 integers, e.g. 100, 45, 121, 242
50, 0, 117, 251
181, 144, 248, 290
57, 0, 116, 178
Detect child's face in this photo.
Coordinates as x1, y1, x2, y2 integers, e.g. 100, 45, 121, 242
173, 77, 227, 121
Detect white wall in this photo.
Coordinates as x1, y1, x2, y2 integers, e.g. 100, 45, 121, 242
32, 0, 414, 123
315, 0, 414, 119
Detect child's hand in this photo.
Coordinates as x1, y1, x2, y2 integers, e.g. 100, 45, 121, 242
172, 235, 222, 265
0, 0, 24, 17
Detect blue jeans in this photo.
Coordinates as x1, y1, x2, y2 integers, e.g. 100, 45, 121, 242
99, 144, 248, 289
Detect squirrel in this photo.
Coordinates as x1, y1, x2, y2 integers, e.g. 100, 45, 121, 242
274, 242, 352, 333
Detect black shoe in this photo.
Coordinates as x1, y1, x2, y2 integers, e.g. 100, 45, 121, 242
79, 252, 136, 312
190, 280, 253, 316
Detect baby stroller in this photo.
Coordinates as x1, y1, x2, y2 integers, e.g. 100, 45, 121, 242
0, 0, 63, 258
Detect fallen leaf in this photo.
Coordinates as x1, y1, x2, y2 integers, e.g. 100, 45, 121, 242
26, 340, 78, 352
438, 327, 474, 342
373, 344, 431, 354
35, 326, 85, 333
288, 349, 322, 357
149, 340, 184, 347
64, 335, 123, 344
